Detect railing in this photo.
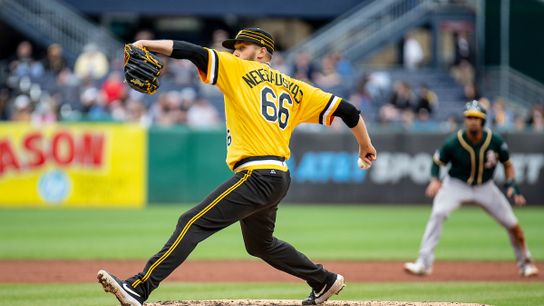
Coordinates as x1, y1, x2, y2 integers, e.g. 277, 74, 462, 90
482, 66, 544, 110
0, 0, 122, 62
286, 0, 436, 63
286, 0, 479, 65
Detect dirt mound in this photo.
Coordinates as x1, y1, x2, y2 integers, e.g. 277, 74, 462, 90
146, 300, 489, 306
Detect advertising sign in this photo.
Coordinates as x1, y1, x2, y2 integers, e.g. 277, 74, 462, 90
0, 123, 146, 207
286, 131, 544, 204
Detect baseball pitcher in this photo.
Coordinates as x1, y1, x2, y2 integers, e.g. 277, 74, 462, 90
404, 100, 539, 277
98, 27, 377, 306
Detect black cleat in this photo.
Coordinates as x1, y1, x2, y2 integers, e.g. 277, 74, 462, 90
302, 273, 345, 305
97, 269, 145, 306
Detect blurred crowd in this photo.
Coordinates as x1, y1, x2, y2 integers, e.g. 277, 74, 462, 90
0, 30, 542, 133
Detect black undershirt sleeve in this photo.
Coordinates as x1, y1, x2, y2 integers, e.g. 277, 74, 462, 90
170, 40, 209, 72
332, 99, 361, 128
430, 161, 441, 178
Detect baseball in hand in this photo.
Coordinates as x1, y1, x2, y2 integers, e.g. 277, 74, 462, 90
357, 157, 370, 170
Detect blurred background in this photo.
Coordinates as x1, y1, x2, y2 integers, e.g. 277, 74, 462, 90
0, 0, 543, 207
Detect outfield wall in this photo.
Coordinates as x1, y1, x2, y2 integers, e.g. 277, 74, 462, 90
287, 131, 544, 204
149, 128, 544, 205
147, 127, 230, 204
1, 124, 542, 206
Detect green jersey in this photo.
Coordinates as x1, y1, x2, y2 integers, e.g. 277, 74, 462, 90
431, 128, 512, 185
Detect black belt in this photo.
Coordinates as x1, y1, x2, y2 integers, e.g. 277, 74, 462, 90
233, 155, 286, 170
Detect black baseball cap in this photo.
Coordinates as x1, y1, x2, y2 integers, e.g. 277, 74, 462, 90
222, 27, 275, 54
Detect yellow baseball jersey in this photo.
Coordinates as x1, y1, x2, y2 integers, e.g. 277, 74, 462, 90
199, 49, 341, 172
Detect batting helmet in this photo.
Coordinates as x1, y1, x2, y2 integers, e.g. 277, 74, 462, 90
463, 100, 487, 124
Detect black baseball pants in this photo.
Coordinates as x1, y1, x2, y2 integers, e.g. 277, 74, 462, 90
126, 169, 330, 300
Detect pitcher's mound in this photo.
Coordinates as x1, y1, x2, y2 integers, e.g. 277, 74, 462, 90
146, 300, 488, 306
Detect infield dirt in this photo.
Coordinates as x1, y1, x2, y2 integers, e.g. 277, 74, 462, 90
0, 259, 541, 283
3, 260, 541, 306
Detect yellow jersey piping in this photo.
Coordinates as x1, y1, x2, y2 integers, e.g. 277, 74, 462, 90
131, 170, 252, 287
457, 130, 476, 185
477, 129, 493, 184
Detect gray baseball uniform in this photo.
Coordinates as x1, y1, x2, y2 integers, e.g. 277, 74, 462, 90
416, 128, 533, 269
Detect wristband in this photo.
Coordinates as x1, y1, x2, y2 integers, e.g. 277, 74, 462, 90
504, 179, 521, 196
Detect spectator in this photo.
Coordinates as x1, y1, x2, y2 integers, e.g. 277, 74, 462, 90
525, 104, 544, 129
151, 91, 186, 126
0, 89, 10, 120
532, 113, 544, 132
3, 30, 540, 132
101, 71, 127, 105
134, 29, 155, 41
412, 109, 438, 131
453, 31, 472, 67
209, 29, 229, 52
349, 76, 373, 112
401, 109, 415, 130
330, 50, 353, 78
451, 32, 475, 85
291, 51, 315, 83
529, 107, 543, 132
461, 82, 480, 102
270, 52, 289, 74
513, 114, 526, 132
478, 97, 491, 111
42, 43, 67, 76
186, 97, 220, 128
52, 68, 82, 112
378, 104, 400, 124
415, 83, 438, 115
74, 44, 109, 80
8, 41, 44, 80
365, 71, 391, 100
169, 58, 199, 87
314, 55, 342, 90
412, 108, 440, 132
491, 98, 513, 130
403, 33, 424, 70
79, 87, 109, 121
389, 81, 415, 111
452, 59, 475, 85
126, 99, 151, 127
11, 95, 33, 121
32, 96, 57, 123
439, 114, 460, 132
109, 100, 127, 122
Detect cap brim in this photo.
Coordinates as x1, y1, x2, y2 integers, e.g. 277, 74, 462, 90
222, 39, 237, 50
222, 37, 264, 50
464, 110, 486, 119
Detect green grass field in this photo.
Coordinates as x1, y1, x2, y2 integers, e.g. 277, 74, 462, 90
1, 282, 543, 306
1, 205, 543, 306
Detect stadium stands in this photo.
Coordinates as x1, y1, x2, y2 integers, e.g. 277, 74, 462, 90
0, 0, 543, 132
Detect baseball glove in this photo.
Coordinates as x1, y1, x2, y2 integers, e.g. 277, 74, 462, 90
123, 44, 163, 95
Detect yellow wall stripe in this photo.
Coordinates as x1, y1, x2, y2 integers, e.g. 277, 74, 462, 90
457, 130, 476, 185
131, 171, 252, 287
